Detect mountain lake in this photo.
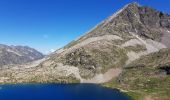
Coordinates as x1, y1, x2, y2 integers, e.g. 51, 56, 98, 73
0, 84, 130, 100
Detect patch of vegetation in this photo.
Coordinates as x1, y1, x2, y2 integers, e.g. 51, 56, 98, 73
63, 40, 77, 49
26, 73, 80, 84
104, 67, 170, 100
60, 48, 97, 78
60, 44, 128, 78
123, 68, 170, 99
126, 91, 144, 100
90, 45, 128, 73
124, 44, 147, 52
127, 49, 170, 69
103, 49, 170, 100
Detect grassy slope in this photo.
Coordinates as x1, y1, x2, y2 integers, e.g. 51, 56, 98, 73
103, 49, 170, 100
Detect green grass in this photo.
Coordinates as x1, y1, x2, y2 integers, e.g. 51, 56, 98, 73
124, 45, 147, 52
126, 91, 144, 100
103, 61, 170, 100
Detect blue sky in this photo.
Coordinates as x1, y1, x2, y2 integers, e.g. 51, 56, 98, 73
0, 0, 170, 54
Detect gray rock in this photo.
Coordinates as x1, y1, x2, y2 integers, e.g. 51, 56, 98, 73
0, 44, 44, 67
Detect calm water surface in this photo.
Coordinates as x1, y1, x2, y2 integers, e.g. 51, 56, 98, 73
0, 84, 130, 100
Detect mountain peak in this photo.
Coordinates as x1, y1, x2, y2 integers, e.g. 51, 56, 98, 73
103, 2, 140, 25
63, 2, 170, 48
119, 2, 140, 12
126, 2, 140, 7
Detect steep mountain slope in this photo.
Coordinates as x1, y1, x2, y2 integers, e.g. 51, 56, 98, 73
0, 2, 170, 100
40, 2, 169, 79
0, 44, 44, 67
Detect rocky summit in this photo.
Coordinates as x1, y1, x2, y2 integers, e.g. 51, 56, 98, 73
0, 2, 170, 100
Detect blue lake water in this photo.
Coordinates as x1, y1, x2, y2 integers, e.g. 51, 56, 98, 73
0, 84, 130, 100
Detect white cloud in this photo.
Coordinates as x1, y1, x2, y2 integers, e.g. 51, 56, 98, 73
45, 49, 56, 54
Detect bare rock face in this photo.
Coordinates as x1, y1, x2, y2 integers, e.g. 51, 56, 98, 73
0, 44, 44, 67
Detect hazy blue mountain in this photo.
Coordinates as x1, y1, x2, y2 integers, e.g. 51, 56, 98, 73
0, 44, 44, 67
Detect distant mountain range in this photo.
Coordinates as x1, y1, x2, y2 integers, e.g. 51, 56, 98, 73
0, 44, 44, 67
0, 2, 170, 100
